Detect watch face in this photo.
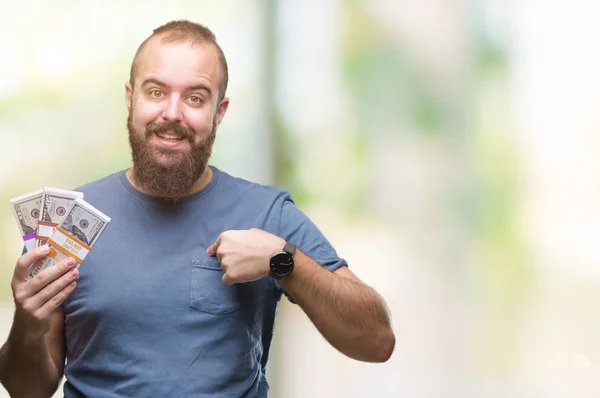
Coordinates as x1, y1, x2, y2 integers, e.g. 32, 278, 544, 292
270, 252, 294, 276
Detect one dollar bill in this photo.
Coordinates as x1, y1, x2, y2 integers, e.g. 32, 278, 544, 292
10, 189, 43, 252
36, 187, 84, 247
28, 197, 110, 279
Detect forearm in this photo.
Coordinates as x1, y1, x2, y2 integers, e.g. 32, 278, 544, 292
279, 250, 395, 362
0, 327, 61, 398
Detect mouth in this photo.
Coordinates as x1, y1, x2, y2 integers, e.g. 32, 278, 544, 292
152, 130, 190, 149
155, 131, 186, 141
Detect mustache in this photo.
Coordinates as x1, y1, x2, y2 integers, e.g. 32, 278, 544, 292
145, 121, 195, 142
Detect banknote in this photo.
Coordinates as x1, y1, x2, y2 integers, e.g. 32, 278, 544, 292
36, 187, 83, 247
58, 198, 109, 246
28, 197, 110, 279
10, 189, 43, 252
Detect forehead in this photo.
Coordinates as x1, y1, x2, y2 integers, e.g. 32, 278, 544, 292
135, 36, 221, 92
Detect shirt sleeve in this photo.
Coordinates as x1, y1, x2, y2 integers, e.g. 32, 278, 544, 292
273, 196, 348, 303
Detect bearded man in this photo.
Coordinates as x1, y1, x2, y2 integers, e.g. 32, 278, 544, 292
0, 20, 395, 398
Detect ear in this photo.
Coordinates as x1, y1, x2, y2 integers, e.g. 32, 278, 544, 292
125, 82, 133, 111
215, 97, 230, 125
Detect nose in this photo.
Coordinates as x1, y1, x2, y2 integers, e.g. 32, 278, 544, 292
161, 95, 183, 122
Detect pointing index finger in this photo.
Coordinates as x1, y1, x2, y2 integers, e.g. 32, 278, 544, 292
206, 234, 222, 256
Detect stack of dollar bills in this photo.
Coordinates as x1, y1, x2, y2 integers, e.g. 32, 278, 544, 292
10, 187, 111, 279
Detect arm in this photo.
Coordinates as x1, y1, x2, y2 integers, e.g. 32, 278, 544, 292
0, 246, 77, 397
278, 251, 395, 363
206, 229, 395, 363
0, 311, 66, 397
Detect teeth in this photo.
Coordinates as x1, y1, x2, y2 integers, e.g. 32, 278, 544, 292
157, 133, 184, 141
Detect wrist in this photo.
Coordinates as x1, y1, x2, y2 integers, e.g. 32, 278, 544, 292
10, 314, 46, 347
8, 328, 45, 350
269, 236, 286, 255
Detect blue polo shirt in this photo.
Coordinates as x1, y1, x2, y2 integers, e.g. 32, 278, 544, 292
60, 166, 346, 397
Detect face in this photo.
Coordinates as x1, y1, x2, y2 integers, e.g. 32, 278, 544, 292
125, 37, 229, 200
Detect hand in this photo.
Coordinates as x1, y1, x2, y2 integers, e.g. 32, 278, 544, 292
206, 229, 285, 285
11, 245, 79, 342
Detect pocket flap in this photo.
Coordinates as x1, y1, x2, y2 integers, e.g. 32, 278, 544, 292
192, 256, 221, 270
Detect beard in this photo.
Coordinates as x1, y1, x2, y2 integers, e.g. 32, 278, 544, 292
127, 111, 216, 201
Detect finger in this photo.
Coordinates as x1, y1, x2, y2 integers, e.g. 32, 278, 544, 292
14, 245, 51, 281
206, 234, 222, 256
36, 280, 78, 320
221, 273, 234, 286
25, 257, 77, 297
29, 265, 79, 310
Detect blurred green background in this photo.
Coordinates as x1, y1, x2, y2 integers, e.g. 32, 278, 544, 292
2, 0, 600, 397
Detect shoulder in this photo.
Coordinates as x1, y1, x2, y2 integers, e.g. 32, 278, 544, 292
213, 167, 294, 205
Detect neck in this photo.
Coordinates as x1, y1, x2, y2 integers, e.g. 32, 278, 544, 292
125, 166, 213, 198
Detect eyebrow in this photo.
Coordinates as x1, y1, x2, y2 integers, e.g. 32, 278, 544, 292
141, 78, 212, 96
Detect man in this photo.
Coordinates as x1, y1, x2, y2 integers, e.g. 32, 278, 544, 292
0, 20, 395, 397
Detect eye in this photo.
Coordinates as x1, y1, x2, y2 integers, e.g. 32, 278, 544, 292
188, 95, 203, 104
150, 90, 164, 99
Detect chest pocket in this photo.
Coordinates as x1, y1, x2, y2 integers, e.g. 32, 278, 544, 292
190, 257, 241, 315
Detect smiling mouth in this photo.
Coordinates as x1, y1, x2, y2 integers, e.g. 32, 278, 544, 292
156, 132, 186, 141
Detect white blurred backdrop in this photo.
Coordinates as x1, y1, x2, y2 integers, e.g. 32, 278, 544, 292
1, 1, 600, 397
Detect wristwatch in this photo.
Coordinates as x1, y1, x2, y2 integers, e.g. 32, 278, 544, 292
269, 241, 296, 279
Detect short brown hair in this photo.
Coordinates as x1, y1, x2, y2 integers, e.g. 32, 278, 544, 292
129, 20, 229, 102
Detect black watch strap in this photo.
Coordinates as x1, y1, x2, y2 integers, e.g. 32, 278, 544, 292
283, 241, 296, 256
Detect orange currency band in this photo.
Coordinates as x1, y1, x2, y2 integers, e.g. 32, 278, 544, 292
47, 227, 92, 264
38, 220, 58, 227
